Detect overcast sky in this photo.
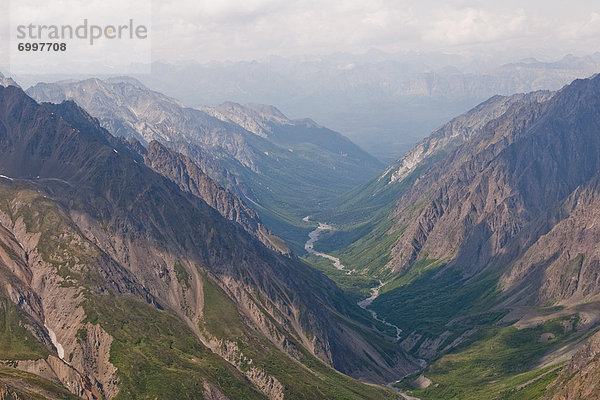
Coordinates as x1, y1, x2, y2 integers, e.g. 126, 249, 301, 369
2, 0, 600, 70
149, 0, 600, 62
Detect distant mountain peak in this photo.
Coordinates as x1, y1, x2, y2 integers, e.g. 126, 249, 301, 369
243, 102, 288, 120
104, 76, 148, 89
0, 72, 21, 88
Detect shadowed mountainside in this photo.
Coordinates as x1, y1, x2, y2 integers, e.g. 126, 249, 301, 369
0, 85, 416, 399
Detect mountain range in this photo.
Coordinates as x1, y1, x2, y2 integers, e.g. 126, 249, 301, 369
310, 73, 600, 398
3, 66, 600, 399
131, 52, 600, 161
10, 52, 600, 162
0, 83, 416, 399
25, 77, 384, 251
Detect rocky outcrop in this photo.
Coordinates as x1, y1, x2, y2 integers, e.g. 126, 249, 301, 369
141, 140, 289, 254
203, 382, 231, 400
545, 330, 600, 399
201, 332, 284, 400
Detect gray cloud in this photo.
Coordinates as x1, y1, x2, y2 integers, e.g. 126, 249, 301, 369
146, 0, 600, 62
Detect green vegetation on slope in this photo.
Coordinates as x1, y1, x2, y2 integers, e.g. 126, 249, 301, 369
398, 318, 574, 400
303, 163, 436, 291
301, 254, 379, 300
200, 274, 401, 400
83, 294, 266, 400
371, 263, 502, 336
0, 298, 49, 361
336, 219, 405, 279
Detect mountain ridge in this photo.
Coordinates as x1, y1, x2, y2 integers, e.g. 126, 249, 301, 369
26, 77, 385, 251
308, 73, 600, 398
0, 85, 416, 399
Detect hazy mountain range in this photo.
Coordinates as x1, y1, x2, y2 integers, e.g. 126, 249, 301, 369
26, 77, 384, 251
133, 52, 600, 162
8, 51, 600, 163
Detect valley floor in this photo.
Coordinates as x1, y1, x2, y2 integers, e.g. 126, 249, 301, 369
304, 219, 425, 399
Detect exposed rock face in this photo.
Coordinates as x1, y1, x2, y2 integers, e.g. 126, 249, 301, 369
0, 85, 415, 398
0, 191, 122, 399
140, 140, 289, 254
26, 78, 384, 222
201, 333, 285, 400
203, 382, 231, 400
545, 330, 600, 399
374, 75, 600, 307
501, 178, 600, 305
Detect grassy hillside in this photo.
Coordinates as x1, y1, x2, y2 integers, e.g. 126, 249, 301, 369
83, 294, 267, 400
199, 274, 401, 400
397, 319, 575, 399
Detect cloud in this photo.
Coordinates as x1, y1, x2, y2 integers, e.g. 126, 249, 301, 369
145, 0, 600, 62
422, 7, 530, 46
560, 12, 600, 39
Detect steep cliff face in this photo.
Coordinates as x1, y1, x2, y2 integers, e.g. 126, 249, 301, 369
376, 75, 600, 298
0, 85, 414, 399
140, 140, 289, 254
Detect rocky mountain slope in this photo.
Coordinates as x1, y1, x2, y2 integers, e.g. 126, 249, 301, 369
0, 73, 19, 88
380, 74, 600, 295
313, 74, 600, 398
26, 78, 384, 250
545, 330, 600, 399
138, 139, 289, 254
0, 85, 416, 399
